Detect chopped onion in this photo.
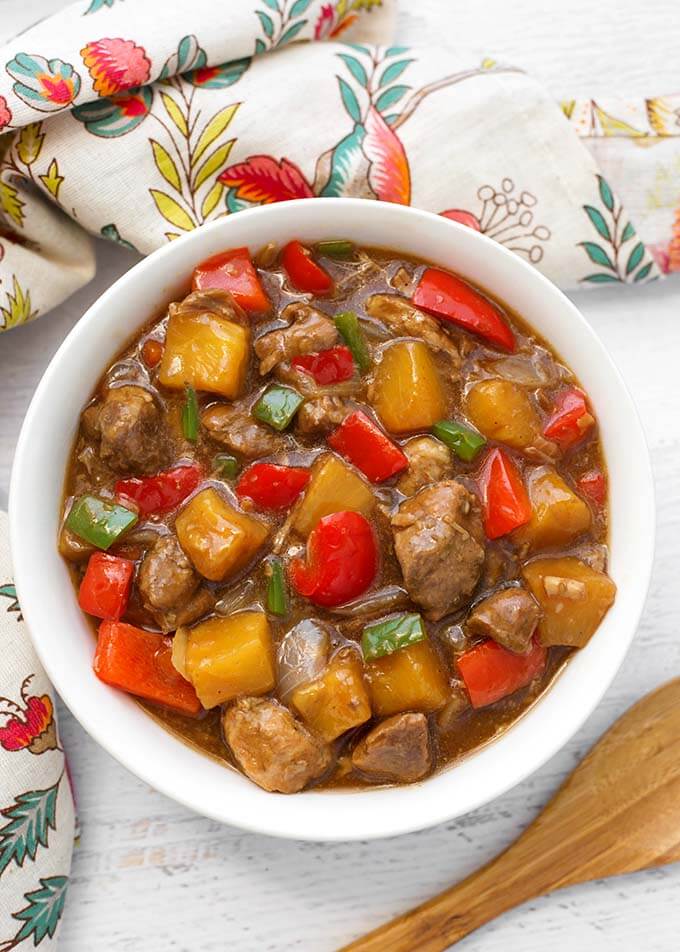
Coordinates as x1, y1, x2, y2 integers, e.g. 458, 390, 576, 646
486, 351, 561, 388
329, 585, 410, 618
277, 620, 330, 701
171, 627, 189, 679
214, 579, 258, 615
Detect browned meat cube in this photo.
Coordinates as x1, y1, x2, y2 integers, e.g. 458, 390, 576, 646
201, 403, 285, 458
466, 586, 540, 654
397, 436, 454, 496
97, 385, 169, 474
352, 712, 432, 783
222, 697, 332, 793
391, 480, 485, 620
254, 302, 338, 375
364, 294, 461, 367
296, 396, 352, 437
137, 533, 215, 632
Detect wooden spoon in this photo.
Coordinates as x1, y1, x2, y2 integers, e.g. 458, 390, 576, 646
342, 678, 680, 952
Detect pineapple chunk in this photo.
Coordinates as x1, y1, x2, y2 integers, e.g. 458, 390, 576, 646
291, 647, 371, 741
523, 557, 616, 647
291, 453, 374, 537
515, 467, 591, 551
176, 488, 268, 581
366, 639, 449, 716
370, 340, 447, 434
158, 309, 249, 398
466, 378, 542, 451
185, 611, 275, 708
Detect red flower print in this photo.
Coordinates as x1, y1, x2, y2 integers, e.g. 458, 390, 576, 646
314, 4, 358, 39
219, 155, 315, 204
362, 106, 411, 205
0, 95, 12, 129
0, 676, 58, 754
81, 37, 151, 96
439, 209, 482, 231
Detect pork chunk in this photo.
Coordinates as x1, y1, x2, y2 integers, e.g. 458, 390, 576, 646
137, 534, 215, 632
352, 713, 432, 783
97, 385, 169, 474
364, 294, 461, 368
171, 287, 247, 326
391, 480, 485, 620
296, 396, 352, 437
254, 302, 338, 375
222, 697, 332, 793
467, 586, 540, 654
201, 403, 285, 458
397, 436, 454, 496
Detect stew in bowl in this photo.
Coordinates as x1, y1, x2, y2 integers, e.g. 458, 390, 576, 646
59, 236, 616, 794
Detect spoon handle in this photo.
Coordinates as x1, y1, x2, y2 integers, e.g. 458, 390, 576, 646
340, 843, 544, 952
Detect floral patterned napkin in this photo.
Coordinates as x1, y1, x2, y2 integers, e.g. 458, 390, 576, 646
0, 0, 678, 333
0, 511, 75, 951
0, 1, 678, 947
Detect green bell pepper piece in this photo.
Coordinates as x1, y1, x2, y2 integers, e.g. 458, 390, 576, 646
362, 612, 426, 661
66, 495, 138, 550
432, 420, 486, 462
253, 385, 303, 431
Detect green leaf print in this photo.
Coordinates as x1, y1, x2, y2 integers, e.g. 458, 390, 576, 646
378, 59, 414, 87
579, 175, 658, 285
256, 10, 274, 38
337, 77, 362, 123
598, 174, 614, 212
338, 54, 369, 88
626, 241, 645, 275
8, 876, 69, 947
375, 84, 410, 112
0, 583, 21, 617
583, 205, 611, 242
580, 241, 616, 271
0, 780, 60, 877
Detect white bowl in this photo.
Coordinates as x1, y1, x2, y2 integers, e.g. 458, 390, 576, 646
10, 199, 654, 841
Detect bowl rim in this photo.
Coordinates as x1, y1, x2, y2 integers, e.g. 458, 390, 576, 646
9, 198, 655, 841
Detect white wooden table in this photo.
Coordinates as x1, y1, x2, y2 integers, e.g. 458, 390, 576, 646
2, 1, 680, 949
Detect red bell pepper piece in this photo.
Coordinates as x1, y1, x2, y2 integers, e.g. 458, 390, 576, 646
292, 345, 354, 384
577, 468, 606, 507
192, 247, 270, 313
290, 510, 378, 607
543, 387, 595, 449
115, 463, 202, 517
478, 448, 531, 539
281, 240, 333, 295
412, 268, 516, 352
457, 637, 547, 708
235, 463, 310, 509
328, 410, 408, 483
94, 621, 202, 716
78, 552, 134, 621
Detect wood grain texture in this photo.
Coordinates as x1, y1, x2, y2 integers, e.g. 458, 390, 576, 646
1, 2, 679, 950
344, 680, 680, 951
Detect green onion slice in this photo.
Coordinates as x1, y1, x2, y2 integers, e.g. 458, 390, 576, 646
266, 557, 288, 616
316, 239, 355, 260
334, 310, 371, 373
214, 454, 239, 479
182, 385, 199, 443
